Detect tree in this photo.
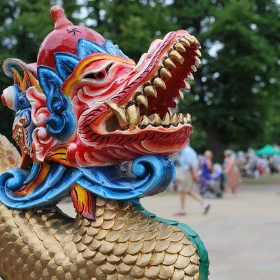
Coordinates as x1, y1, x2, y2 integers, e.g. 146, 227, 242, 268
252, 0, 280, 147
78, 0, 177, 61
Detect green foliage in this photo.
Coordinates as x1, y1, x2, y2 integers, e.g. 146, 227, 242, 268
80, 0, 177, 61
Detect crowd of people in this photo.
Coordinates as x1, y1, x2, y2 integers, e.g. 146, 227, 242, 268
170, 143, 280, 216
235, 150, 280, 178
170, 144, 246, 216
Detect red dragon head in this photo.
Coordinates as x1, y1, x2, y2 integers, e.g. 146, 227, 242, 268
2, 6, 201, 168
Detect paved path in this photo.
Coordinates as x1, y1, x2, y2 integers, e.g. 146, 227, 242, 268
141, 183, 280, 280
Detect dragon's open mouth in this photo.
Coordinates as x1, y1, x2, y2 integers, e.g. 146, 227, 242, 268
102, 31, 201, 133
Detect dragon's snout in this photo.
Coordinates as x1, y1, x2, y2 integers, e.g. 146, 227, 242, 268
89, 32, 200, 138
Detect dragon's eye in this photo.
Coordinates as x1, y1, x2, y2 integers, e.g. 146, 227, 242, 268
83, 71, 106, 80
83, 73, 96, 79
96, 72, 105, 79
83, 63, 113, 80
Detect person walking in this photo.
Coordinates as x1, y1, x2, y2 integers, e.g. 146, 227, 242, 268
223, 149, 241, 196
174, 143, 211, 215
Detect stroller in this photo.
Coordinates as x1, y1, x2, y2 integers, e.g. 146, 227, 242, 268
200, 164, 224, 198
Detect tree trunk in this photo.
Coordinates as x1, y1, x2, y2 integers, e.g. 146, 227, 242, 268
206, 125, 227, 164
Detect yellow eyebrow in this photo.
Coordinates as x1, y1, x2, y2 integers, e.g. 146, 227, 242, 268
62, 54, 135, 96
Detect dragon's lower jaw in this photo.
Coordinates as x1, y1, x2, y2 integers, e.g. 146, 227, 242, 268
48, 124, 191, 166
66, 126, 191, 167
104, 125, 193, 157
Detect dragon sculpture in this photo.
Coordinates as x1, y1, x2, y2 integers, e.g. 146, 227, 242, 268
0, 6, 209, 280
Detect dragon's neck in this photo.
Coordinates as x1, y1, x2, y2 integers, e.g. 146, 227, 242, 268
0, 197, 208, 280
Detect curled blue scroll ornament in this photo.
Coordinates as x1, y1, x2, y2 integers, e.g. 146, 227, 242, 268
0, 155, 175, 210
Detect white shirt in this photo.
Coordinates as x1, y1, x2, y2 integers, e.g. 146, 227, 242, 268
178, 145, 198, 171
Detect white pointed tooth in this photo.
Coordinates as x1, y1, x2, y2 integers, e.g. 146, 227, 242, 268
126, 103, 140, 131
105, 102, 128, 127
195, 56, 201, 68
169, 50, 184, 64
163, 58, 177, 69
180, 37, 190, 47
179, 90, 184, 99
191, 65, 197, 72
143, 85, 157, 98
135, 94, 148, 108
152, 77, 166, 90
186, 113, 192, 123
162, 112, 171, 126
186, 35, 195, 44
187, 73, 194, 80
174, 42, 186, 52
159, 67, 172, 79
195, 49, 201, 57
184, 80, 191, 91
151, 114, 161, 126
189, 35, 197, 44
193, 36, 201, 46
135, 105, 141, 120
178, 113, 184, 123
139, 115, 151, 127
171, 113, 179, 126
187, 35, 200, 47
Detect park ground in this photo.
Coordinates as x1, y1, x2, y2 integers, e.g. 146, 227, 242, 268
141, 174, 280, 280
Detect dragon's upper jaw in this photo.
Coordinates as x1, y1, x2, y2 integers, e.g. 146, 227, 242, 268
90, 30, 201, 135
